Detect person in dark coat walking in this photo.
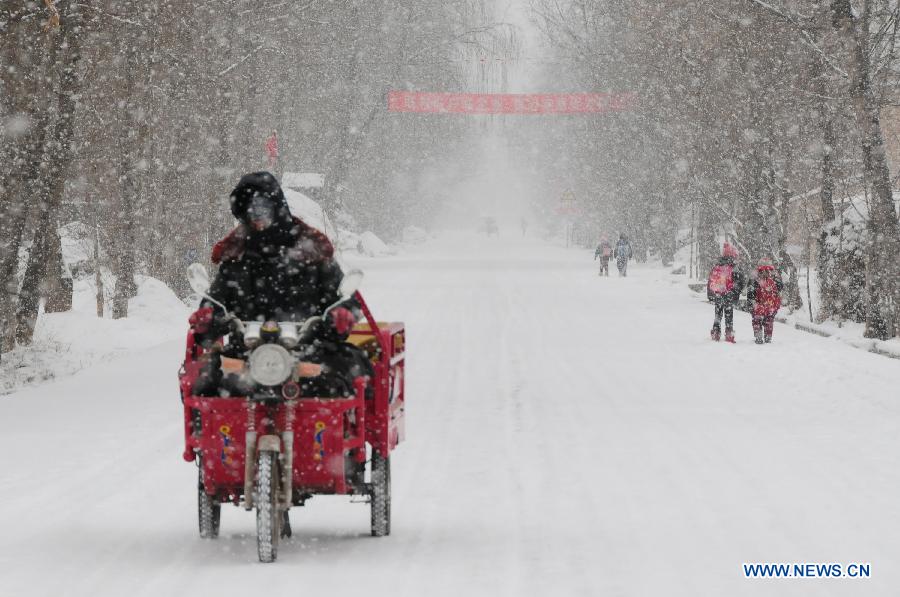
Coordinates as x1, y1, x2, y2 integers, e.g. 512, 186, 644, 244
188, 171, 371, 397
594, 235, 612, 276
706, 242, 746, 343
746, 259, 783, 344
614, 233, 632, 276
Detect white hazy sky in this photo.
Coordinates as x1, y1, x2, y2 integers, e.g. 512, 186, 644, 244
496, 0, 545, 93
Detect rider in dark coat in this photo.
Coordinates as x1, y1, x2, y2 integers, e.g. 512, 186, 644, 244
189, 172, 370, 397
206, 172, 344, 325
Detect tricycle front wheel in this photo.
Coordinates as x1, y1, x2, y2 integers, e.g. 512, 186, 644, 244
370, 452, 391, 537
256, 450, 281, 562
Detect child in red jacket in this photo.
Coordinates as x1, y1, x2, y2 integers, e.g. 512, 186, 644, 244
746, 259, 783, 344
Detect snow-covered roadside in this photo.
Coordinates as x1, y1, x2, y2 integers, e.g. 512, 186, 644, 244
670, 244, 900, 359
0, 276, 188, 394
674, 270, 900, 360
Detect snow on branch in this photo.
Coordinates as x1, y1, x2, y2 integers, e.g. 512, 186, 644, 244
746, 0, 849, 78
73, 3, 141, 27
218, 44, 266, 77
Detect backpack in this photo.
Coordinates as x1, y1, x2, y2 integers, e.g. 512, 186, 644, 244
708, 264, 734, 295
752, 277, 781, 316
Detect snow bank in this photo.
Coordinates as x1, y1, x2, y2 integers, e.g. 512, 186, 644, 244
357, 231, 394, 257
334, 229, 362, 254
681, 272, 900, 361
402, 225, 430, 244
824, 192, 900, 253
129, 276, 191, 326
59, 221, 98, 275
0, 275, 187, 394
283, 188, 402, 258
284, 188, 335, 238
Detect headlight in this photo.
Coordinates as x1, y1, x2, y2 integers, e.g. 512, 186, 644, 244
248, 343, 293, 386
279, 322, 299, 348
244, 321, 262, 348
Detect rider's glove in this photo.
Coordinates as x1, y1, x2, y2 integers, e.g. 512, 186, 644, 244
188, 306, 215, 334
328, 307, 356, 337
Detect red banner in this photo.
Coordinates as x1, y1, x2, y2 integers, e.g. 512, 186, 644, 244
387, 91, 635, 114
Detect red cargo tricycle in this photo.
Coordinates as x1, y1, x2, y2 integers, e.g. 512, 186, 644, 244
178, 265, 405, 562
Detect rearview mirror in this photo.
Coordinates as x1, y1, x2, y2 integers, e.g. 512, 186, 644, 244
187, 263, 211, 295
339, 269, 364, 298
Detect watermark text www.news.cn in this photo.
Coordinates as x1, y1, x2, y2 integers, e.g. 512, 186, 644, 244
743, 563, 870, 579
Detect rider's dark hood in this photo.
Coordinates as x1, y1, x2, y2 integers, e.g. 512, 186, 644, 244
229, 172, 297, 253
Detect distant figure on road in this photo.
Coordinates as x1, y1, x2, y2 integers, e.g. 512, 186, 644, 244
706, 242, 745, 343
594, 235, 612, 276
481, 216, 499, 237
520, 217, 528, 237
614, 233, 632, 276
747, 258, 783, 344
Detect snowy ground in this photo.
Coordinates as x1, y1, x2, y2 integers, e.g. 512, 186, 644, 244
1, 232, 899, 596
0, 276, 188, 394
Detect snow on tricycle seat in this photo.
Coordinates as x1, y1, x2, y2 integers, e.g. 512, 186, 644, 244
348, 322, 405, 362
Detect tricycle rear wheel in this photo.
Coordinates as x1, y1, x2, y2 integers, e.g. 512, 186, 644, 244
198, 468, 220, 539
256, 450, 281, 563
370, 452, 391, 537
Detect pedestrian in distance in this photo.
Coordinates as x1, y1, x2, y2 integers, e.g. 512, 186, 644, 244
707, 242, 746, 343
614, 233, 632, 276
594, 235, 612, 276
746, 259, 783, 344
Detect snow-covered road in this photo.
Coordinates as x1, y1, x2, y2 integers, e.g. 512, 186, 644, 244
2, 233, 899, 596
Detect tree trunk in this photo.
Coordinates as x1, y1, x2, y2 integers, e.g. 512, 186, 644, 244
14, 211, 53, 344
835, 1, 900, 338
325, 1, 362, 216
0, 25, 55, 351
94, 222, 104, 318
37, 5, 81, 315
10, 5, 82, 345
111, 35, 145, 320
697, 196, 719, 277
816, 112, 839, 321
775, 155, 803, 312
112, 153, 138, 319
43, 217, 73, 314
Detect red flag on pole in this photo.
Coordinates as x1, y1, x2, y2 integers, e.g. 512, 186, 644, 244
265, 130, 279, 170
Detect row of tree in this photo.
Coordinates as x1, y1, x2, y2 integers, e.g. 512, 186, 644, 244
0, 0, 515, 355
530, 0, 900, 339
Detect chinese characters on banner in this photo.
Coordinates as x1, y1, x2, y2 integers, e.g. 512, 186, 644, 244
387, 91, 636, 114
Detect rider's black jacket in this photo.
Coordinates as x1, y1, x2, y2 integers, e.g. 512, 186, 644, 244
200, 172, 354, 340
206, 223, 346, 327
